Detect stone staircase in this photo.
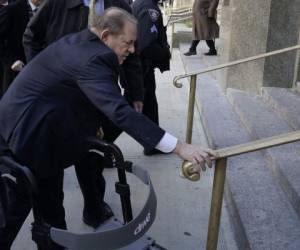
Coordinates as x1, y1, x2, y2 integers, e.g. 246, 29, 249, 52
178, 44, 300, 249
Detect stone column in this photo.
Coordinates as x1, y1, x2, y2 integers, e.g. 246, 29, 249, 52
218, 0, 300, 93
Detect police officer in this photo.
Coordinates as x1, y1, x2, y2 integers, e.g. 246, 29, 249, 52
131, 0, 171, 155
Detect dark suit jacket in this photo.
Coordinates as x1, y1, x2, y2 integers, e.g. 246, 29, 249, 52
23, 0, 143, 101
0, 29, 164, 179
0, 0, 29, 66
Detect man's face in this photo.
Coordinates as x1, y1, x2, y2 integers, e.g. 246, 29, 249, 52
102, 21, 137, 64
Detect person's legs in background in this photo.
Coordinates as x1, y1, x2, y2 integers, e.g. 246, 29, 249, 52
205, 40, 217, 56
184, 40, 200, 56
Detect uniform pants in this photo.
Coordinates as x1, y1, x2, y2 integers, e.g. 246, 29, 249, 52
142, 68, 159, 125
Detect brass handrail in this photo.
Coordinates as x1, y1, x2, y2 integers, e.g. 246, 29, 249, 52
207, 131, 300, 250
174, 44, 300, 146
168, 13, 193, 58
174, 44, 300, 88
175, 44, 300, 250
181, 131, 300, 250
168, 15, 192, 25
214, 130, 300, 159
169, 7, 191, 14
165, 5, 191, 15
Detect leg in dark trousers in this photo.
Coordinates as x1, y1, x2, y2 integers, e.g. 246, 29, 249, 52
205, 40, 217, 55
142, 68, 159, 125
34, 171, 66, 250
75, 153, 113, 229
36, 172, 66, 229
74, 117, 123, 228
184, 40, 200, 56
75, 154, 105, 216
0, 165, 32, 250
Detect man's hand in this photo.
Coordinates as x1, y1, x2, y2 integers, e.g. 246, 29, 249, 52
11, 60, 25, 72
133, 101, 143, 113
173, 141, 215, 173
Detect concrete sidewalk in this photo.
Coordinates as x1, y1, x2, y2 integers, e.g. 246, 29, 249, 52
12, 49, 236, 250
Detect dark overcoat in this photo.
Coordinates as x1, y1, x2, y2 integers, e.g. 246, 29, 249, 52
0, 0, 30, 92
23, 0, 144, 102
192, 0, 219, 40
0, 29, 165, 179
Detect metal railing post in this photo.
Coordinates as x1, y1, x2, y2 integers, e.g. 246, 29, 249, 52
171, 22, 175, 58
206, 158, 227, 250
186, 75, 197, 143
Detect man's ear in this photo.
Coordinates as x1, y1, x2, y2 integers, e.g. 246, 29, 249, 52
100, 29, 110, 42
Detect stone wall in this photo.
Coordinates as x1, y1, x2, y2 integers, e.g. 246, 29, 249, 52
263, 0, 300, 88
218, 0, 300, 93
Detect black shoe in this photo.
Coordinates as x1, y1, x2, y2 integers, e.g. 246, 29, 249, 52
184, 50, 196, 56
143, 148, 165, 156
204, 50, 217, 56
83, 202, 114, 228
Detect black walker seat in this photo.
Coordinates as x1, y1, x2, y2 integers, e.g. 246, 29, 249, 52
50, 138, 167, 250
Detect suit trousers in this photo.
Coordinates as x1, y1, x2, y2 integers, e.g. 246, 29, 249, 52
142, 67, 159, 125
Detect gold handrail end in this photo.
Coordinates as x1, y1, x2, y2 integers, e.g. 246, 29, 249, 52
173, 80, 183, 88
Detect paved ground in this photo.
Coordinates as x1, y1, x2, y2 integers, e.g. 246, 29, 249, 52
12, 49, 237, 250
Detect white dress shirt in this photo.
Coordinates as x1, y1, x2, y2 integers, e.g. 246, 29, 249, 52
155, 133, 178, 153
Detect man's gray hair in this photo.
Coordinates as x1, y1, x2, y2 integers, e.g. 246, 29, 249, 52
89, 6, 137, 35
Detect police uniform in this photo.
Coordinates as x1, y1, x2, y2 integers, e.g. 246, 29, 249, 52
131, 0, 170, 127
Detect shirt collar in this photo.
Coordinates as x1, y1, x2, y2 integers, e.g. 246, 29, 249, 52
28, 0, 37, 11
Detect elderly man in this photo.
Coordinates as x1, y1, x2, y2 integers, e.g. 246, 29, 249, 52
23, 0, 145, 230
0, 7, 214, 249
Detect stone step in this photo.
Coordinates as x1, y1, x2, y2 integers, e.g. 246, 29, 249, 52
227, 88, 300, 218
179, 43, 220, 79
262, 87, 300, 130
179, 45, 300, 249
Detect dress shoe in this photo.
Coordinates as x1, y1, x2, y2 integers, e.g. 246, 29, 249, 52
204, 50, 217, 56
83, 202, 114, 228
143, 148, 165, 156
183, 50, 196, 56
